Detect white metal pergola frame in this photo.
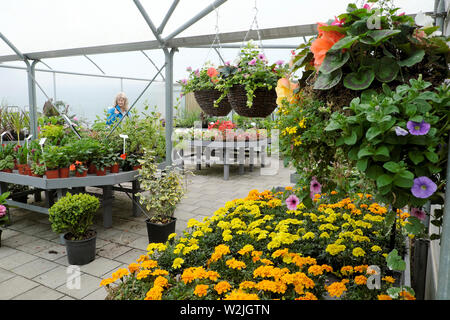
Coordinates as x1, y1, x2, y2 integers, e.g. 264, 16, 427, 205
1, 0, 449, 300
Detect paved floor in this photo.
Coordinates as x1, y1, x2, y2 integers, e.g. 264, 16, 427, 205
0, 159, 294, 300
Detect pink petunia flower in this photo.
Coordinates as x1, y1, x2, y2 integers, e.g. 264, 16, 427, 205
410, 207, 426, 221
286, 194, 300, 211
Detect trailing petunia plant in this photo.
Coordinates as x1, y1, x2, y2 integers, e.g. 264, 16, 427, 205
178, 63, 221, 94
215, 41, 289, 108
325, 77, 449, 239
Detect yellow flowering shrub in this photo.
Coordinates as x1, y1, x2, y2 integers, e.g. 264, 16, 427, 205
102, 189, 411, 300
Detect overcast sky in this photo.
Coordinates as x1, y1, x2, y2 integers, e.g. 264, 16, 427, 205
0, 0, 439, 120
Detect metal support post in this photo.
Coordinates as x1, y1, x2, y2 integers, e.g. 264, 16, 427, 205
164, 48, 176, 166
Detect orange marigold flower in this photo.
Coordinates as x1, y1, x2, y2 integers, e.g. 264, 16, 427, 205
307, 265, 323, 276
99, 278, 114, 287
382, 276, 396, 284
214, 281, 232, 295
378, 294, 393, 300
128, 263, 140, 273
354, 275, 367, 285
340, 266, 353, 275
399, 290, 416, 300
154, 276, 168, 288
325, 281, 347, 298
354, 265, 368, 273
295, 292, 318, 300
194, 284, 209, 297
141, 260, 158, 269
145, 285, 163, 300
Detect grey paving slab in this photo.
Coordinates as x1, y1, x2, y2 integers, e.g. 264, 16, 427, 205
11, 257, 60, 279
0, 246, 19, 260
82, 286, 109, 300
79, 257, 122, 278
0, 267, 16, 282
35, 244, 67, 261
0, 234, 41, 248
0, 251, 39, 270
16, 238, 57, 255
96, 242, 132, 260
32, 265, 69, 289
56, 273, 103, 300
12, 285, 65, 300
114, 248, 147, 265
0, 276, 40, 299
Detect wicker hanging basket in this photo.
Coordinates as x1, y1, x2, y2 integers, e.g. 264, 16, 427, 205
227, 84, 277, 118
194, 89, 232, 117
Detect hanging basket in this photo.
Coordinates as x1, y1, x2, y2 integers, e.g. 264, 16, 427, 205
227, 85, 277, 118
194, 89, 232, 117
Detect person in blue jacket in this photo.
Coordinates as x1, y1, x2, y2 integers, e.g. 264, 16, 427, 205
106, 92, 129, 125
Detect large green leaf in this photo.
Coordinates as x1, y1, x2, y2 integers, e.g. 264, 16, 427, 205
343, 67, 375, 90
366, 126, 382, 141
320, 50, 350, 74
313, 68, 343, 90
398, 49, 425, 67
377, 174, 393, 188
405, 216, 426, 236
330, 36, 360, 50
360, 29, 402, 45
375, 57, 400, 83
386, 249, 406, 271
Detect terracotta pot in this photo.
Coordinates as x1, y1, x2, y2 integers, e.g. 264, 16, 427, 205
59, 167, 70, 178
13, 159, 18, 170
31, 173, 43, 178
1, 169, 13, 173
110, 163, 120, 173
133, 165, 142, 170
96, 168, 107, 176
25, 165, 32, 176
87, 163, 96, 174
75, 169, 87, 177
46, 169, 60, 179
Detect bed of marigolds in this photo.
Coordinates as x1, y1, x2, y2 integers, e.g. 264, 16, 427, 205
101, 188, 415, 300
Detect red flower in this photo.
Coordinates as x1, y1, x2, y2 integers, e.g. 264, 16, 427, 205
120, 153, 127, 160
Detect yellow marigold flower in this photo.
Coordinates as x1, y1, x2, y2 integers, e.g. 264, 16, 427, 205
320, 232, 330, 239
152, 269, 169, 276
296, 292, 318, 300
187, 218, 201, 228
224, 289, 260, 300
354, 275, 367, 285
285, 186, 293, 191
214, 281, 231, 295
141, 260, 158, 269
307, 265, 323, 276
238, 244, 254, 256
136, 270, 152, 280
302, 232, 315, 240
340, 266, 353, 276
144, 286, 163, 300
256, 280, 287, 294
168, 232, 177, 240
128, 263, 140, 273
326, 243, 346, 256
172, 257, 184, 269
352, 247, 366, 257
354, 265, 368, 273
154, 276, 168, 288
99, 278, 114, 287
209, 244, 231, 264
377, 294, 393, 300
325, 281, 347, 298
260, 258, 274, 266
371, 245, 382, 252
111, 268, 129, 281
240, 281, 257, 289
226, 258, 246, 270
272, 248, 289, 259
194, 284, 209, 297
136, 255, 149, 263
222, 229, 233, 242
382, 276, 396, 284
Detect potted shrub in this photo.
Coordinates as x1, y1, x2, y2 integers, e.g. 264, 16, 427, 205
49, 192, 100, 265
0, 192, 11, 247
136, 148, 187, 243
30, 161, 46, 177
0, 155, 15, 173
179, 64, 232, 116
42, 145, 61, 179
215, 41, 288, 117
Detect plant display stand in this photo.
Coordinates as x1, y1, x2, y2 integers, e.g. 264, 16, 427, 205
0, 170, 143, 228
180, 138, 270, 180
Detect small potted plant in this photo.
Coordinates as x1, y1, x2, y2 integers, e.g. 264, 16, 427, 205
14, 144, 29, 175
48, 192, 100, 265
30, 161, 46, 177
136, 148, 187, 243
0, 191, 10, 247
42, 145, 61, 179
70, 160, 88, 177
0, 155, 15, 173
57, 146, 72, 178
106, 148, 121, 173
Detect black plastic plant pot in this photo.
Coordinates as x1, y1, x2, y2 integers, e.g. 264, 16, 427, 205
146, 217, 177, 244
64, 231, 97, 265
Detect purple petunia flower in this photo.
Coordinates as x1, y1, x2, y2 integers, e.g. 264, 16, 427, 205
180, 78, 188, 85
395, 126, 408, 136
275, 60, 284, 65
410, 207, 426, 221
406, 120, 430, 136
411, 176, 437, 199
258, 54, 266, 60
286, 194, 300, 211
310, 176, 322, 194
248, 58, 257, 66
